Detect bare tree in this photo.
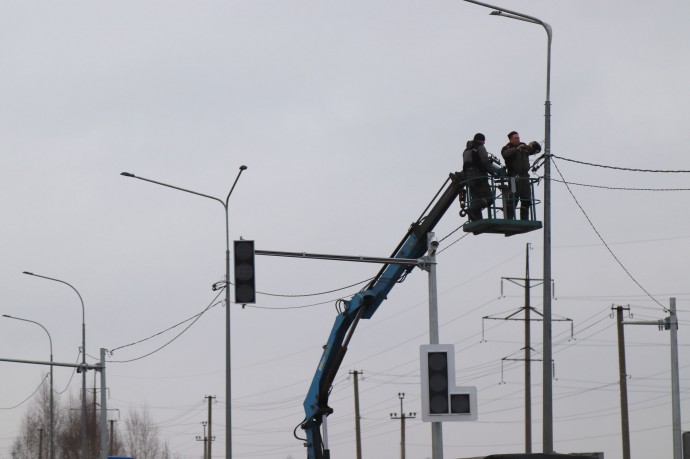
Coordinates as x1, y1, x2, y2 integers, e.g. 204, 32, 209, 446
122, 406, 170, 459
55, 393, 84, 459
11, 379, 175, 459
11, 376, 53, 459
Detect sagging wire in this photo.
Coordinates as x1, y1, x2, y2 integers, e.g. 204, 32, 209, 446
56, 351, 81, 395
552, 155, 690, 173
108, 289, 224, 363
256, 276, 375, 298
548, 177, 690, 192
0, 373, 49, 410
246, 296, 349, 311
552, 158, 667, 312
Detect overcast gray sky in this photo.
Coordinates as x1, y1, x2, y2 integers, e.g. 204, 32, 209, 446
2, 1, 690, 458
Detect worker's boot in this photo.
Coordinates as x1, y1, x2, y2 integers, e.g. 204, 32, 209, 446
520, 207, 529, 221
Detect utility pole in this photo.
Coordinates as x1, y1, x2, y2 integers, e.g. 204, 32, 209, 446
669, 298, 682, 459
205, 395, 216, 459
613, 305, 632, 459
39, 428, 44, 459
196, 421, 209, 459
349, 370, 364, 459
93, 371, 98, 443
109, 420, 116, 456
624, 298, 682, 459
390, 393, 416, 459
486, 243, 565, 454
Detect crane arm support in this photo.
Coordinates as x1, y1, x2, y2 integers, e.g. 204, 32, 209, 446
301, 173, 463, 459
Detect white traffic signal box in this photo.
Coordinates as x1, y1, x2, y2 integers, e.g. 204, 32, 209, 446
420, 344, 477, 422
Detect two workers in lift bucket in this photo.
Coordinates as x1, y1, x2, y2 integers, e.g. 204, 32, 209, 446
460, 132, 541, 222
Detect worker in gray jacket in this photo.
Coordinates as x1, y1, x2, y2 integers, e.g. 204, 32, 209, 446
462, 133, 500, 221
501, 131, 541, 220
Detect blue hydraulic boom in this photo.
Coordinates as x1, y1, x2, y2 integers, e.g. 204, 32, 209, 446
300, 170, 541, 458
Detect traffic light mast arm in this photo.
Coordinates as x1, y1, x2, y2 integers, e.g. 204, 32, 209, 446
301, 173, 462, 459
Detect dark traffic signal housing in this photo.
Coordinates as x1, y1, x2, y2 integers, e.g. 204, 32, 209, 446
233, 240, 256, 304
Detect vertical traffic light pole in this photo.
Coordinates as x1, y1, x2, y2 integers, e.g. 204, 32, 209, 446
425, 233, 443, 459
121, 166, 247, 459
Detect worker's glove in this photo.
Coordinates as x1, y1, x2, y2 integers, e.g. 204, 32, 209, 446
488, 153, 502, 166
529, 141, 542, 154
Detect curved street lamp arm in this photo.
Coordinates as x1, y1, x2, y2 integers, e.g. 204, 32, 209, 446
465, 0, 543, 25
120, 172, 226, 208
464, 0, 552, 117
225, 165, 248, 207
22, 272, 85, 325
2, 314, 53, 354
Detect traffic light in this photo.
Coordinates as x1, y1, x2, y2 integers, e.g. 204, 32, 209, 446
427, 351, 450, 414
233, 240, 256, 304
420, 344, 477, 422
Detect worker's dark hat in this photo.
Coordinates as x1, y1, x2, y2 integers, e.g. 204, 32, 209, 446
473, 133, 485, 142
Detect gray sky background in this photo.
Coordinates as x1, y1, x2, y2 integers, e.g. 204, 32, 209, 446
2, 1, 689, 458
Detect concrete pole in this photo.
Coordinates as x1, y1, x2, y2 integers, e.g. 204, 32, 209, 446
670, 298, 682, 459
109, 420, 115, 456
100, 349, 108, 459
196, 422, 208, 459
207, 395, 214, 459
400, 401, 406, 459
390, 393, 415, 459
615, 306, 631, 459
39, 428, 44, 459
350, 370, 363, 459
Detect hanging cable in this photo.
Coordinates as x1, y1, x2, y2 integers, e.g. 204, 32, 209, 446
108, 290, 224, 362
552, 155, 690, 173
0, 374, 48, 410
437, 232, 470, 255
55, 351, 81, 394
246, 296, 348, 310
548, 177, 690, 191
256, 276, 375, 298
552, 158, 667, 311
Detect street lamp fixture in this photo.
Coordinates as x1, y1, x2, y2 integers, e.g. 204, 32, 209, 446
23, 271, 88, 459
3, 314, 55, 459
463, 0, 554, 453
121, 165, 247, 458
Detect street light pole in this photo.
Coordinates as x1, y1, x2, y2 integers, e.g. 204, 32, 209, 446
3, 314, 55, 459
121, 166, 247, 458
463, 0, 553, 451
23, 272, 88, 459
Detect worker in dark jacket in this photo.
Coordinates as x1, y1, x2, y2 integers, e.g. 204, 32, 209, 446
462, 133, 496, 221
500, 131, 541, 220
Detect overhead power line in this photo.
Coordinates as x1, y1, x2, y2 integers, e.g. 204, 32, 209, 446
549, 177, 690, 192
553, 155, 690, 173
0, 374, 48, 410
108, 290, 224, 362
256, 276, 375, 298
552, 158, 666, 311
